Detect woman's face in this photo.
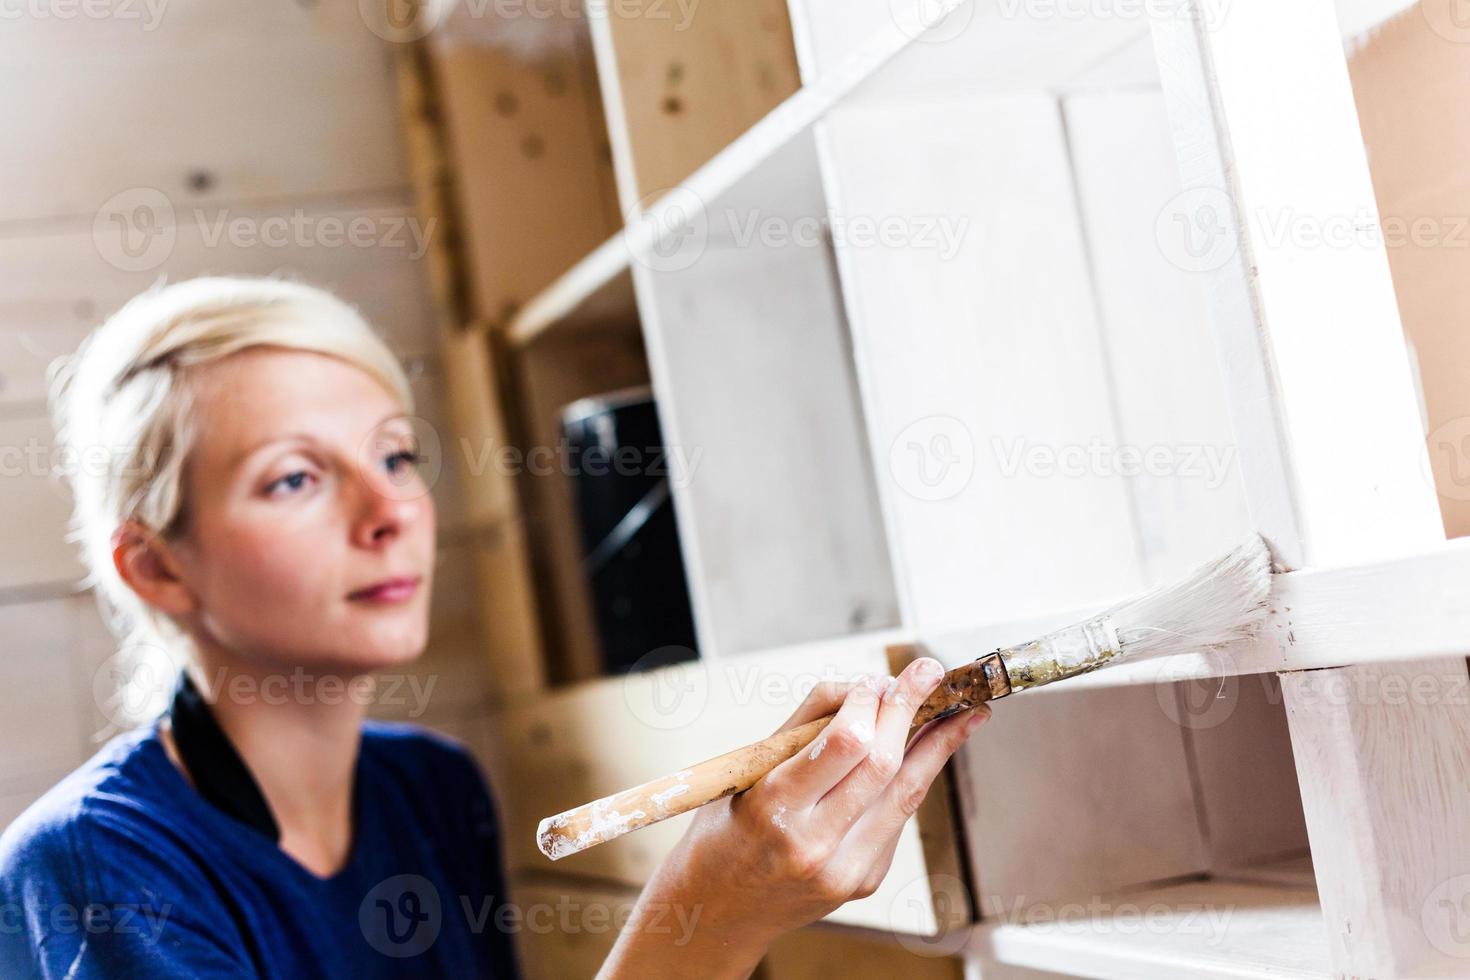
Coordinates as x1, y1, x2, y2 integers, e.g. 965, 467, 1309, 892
168, 347, 436, 676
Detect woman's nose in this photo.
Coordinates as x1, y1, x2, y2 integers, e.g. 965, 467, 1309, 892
351, 462, 429, 549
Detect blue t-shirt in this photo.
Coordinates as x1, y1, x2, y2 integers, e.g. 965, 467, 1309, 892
0, 719, 521, 978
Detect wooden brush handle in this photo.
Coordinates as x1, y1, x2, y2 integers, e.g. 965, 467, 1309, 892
536, 653, 1009, 860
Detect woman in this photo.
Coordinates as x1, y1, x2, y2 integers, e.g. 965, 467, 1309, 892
0, 276, 990, 978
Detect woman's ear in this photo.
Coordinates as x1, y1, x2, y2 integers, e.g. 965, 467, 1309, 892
112, 520, 197, 617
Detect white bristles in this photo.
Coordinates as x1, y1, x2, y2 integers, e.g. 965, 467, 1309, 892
1105, 534, 1273, 662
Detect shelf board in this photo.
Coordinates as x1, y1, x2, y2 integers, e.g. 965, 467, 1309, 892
504, 233, 636, 347
923, 537, 1470, 688
971, 878, 1331, 980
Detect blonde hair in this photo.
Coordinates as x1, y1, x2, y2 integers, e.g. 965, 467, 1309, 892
48, 275, 415, 668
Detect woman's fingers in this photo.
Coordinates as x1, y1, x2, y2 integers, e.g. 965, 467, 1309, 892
772, 680, 862, 734
815, 657, 946, 825
764, 676, 886, 808
844, 704, 991, 859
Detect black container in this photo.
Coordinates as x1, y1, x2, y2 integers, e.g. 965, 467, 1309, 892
560, 387, 699, 674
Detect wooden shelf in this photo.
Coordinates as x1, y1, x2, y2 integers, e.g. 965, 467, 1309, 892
970, 879, 1332, 980
504, 233, 636, 348
921, 539, 1470, 688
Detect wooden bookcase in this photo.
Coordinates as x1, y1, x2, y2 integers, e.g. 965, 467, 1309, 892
396, 1, 1470, 976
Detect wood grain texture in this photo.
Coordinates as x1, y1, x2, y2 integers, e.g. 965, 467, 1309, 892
484, 629, 961, 934
429, 29, 622, 328
1153, 1, 1466, 975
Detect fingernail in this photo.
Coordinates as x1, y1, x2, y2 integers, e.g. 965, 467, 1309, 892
964, 709, 989, 734
915, 658, 944, 681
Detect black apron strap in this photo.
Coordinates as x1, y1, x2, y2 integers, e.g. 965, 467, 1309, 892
166, 670, 281, 842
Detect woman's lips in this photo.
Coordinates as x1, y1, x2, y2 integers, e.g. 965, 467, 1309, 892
348, 575, 422, 603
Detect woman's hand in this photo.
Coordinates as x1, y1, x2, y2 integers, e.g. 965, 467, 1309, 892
599, 656, 990, 979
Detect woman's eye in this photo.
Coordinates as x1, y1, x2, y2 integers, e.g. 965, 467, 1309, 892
265, 470, 313, 496
385, 450, 421, 474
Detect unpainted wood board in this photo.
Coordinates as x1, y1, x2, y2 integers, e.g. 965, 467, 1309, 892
514, 325, 651, 685
481, 627, 959, 934
0, 18, 407, 225
590, 0, 802, 210
468, 517, 548, 702
0, 198, 442, 411
429, 31, 622, 326
0, 414, 84, 591
1347, 1, 1470, 540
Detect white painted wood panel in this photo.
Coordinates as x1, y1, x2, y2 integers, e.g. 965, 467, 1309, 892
816, 92, 1145, 630
632, 229, 899, 656
810, 88, 1211, 913
1153, 0, 1466, 974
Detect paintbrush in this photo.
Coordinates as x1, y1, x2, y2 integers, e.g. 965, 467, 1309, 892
537, 534, 1272, 861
